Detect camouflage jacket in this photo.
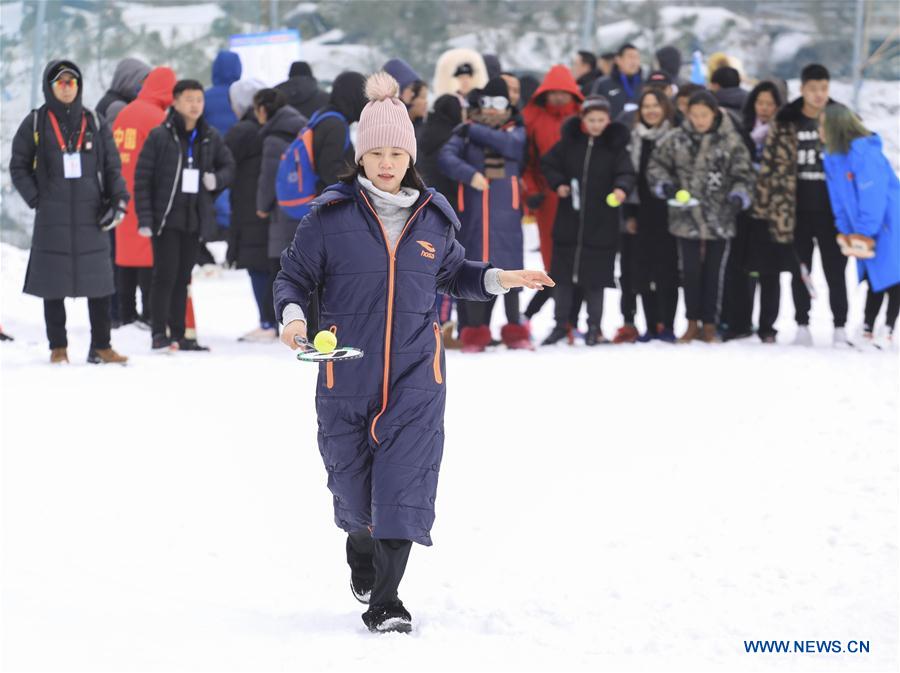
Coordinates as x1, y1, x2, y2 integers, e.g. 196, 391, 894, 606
647, 111, 754, 240
752, 97, 836, 243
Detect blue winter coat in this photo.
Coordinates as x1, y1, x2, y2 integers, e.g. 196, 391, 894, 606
437, 120, 526, 271
273, 180, 493, 545
824, 134, 900, 293
204, 51, 242, 136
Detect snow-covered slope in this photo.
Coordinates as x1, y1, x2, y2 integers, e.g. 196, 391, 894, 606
1, 224, 897, 670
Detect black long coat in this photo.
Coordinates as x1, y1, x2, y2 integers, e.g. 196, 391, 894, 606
541, 117, 636, 289
10, 60, 129, 299
224, 110, 269, 271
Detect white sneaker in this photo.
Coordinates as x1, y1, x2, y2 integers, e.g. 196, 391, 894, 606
832, 327, 855, 349
238, 327, 277, 343
861, 331, 882, 350
793, 325, 813, 346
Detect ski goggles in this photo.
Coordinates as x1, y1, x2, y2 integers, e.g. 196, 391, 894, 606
52, 77, 79, 90
478, 95, 509, 111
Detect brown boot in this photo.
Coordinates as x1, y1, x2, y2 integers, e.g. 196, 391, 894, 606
701, 323, 721, 343
50, 348, 69, 364
87, 347, 128, 365
441, 321, 462, 350
677, 320, 700, 344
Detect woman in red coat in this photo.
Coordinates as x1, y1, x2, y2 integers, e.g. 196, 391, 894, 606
521, 65, 583, 323
112, 67, 176, 325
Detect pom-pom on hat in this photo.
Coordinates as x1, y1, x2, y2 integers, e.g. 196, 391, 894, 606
354, 71, 418, 163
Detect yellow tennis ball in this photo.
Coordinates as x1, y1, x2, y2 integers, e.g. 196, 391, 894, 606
313, 330, 337, 353
675, 189, 691, 204
605, 193, 621, 207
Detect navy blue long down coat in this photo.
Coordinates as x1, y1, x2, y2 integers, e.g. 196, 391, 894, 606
437, 120, 526, 271
273, 180, 492, 545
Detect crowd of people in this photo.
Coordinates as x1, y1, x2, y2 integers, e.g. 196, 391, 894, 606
8, 41, 900, 364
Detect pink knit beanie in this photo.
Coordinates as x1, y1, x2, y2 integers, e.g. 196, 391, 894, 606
354, 71, 417, 163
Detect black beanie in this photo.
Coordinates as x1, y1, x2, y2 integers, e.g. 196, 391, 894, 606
469, 77, 510, 107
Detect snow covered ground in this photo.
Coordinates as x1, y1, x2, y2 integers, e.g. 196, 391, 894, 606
1, 224, 897, 671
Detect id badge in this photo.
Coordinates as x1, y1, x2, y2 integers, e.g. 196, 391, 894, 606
182, 168, 200, 194
63, 152, 82, 179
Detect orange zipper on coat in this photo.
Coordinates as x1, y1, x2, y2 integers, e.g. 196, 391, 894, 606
511, 176, 519, 209
481, 184, 490, 262
360, 190, 434, 444
458, 182, 465, 212
325, 325, 337, 389
432, 322, 443, 384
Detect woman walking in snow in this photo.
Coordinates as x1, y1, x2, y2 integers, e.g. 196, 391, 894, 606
274, 72, 552, 633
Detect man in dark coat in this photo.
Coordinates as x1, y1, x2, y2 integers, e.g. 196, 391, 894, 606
224, 79, 275, 341
752, 64, 847, 346
573, 50, 602, 97
96, 57, 151, 124
710, 66, 748, 127
134, 79, 235, 352
9, 60, 130, 364
312, 71, 367, 191
590, 43, 644, 120
251, 89, 308, 331
274, 61, 329, 119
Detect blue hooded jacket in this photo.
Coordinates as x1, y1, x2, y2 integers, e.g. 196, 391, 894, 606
273, 180, 492, 545
824, 134, 900, 293
204, 51, 242, 135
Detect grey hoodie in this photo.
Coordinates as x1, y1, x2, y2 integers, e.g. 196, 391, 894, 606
99, 58, 152, 123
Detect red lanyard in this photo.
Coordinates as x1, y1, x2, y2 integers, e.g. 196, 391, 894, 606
47, 110, 86, 153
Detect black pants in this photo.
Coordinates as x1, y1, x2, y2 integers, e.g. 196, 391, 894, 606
347, 531, 412, 607
756, 273, 782, 338
639, 283, 679, 333
117, 265, 152, 324
555, 282, 604, 329
525, 286, 582, 325
678, 238, 729, 324
792, 210, 848, 327
151, 228, 200, 340
864, 282, 900, 333
43, 297, 111, 350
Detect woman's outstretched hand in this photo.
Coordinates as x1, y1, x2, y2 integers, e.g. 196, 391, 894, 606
498, 270, 555, 291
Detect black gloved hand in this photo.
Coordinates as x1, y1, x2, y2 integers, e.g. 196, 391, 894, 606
728, 191, 750, 211
660, 182, 677, 199
526, 192, 546, 210
100, 199, 128, 232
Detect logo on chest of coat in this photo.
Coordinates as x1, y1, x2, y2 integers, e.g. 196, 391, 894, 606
417, 240, 436, 260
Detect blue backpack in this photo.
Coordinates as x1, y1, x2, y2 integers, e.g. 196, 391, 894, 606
276, 110, 349, 219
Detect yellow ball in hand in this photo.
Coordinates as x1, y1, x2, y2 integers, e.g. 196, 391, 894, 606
675, 189, 691, 204
606, 193, 621, 207
313, 330, 337, 353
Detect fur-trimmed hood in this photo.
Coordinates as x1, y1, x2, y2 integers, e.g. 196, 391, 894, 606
432, 48, 488, 97
560, 116, 631, 150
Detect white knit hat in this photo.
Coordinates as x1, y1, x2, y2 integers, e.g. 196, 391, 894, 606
354, 72, 417, 163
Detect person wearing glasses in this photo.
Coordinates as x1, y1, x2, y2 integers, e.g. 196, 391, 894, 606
438, 77, 531, 351
9, 60, 130, 365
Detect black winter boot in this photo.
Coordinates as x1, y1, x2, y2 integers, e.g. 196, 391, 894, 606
346, 531, 375, 604
541, 325, 569, 346
362, 599, 412, 634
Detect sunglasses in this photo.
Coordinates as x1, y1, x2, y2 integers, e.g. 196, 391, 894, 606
478, 96, 508, 111
53, 77, 78, 89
